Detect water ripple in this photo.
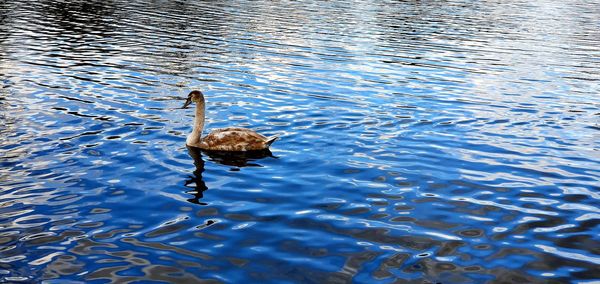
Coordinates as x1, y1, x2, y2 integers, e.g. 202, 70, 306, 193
1, 0, 599, 282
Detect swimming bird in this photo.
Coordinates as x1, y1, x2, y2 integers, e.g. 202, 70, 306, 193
181, 90, 278, 151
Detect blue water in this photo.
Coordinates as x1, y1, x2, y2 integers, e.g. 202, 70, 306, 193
1, 0, 599, 283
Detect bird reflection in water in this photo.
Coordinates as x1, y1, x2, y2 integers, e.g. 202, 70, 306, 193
184, 146, 276, 205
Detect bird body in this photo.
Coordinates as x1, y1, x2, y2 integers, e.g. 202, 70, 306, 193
182, 90, 277, 151
187, 127, 277, 151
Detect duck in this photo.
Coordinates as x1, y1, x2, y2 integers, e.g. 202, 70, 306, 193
181, 90, 278, 151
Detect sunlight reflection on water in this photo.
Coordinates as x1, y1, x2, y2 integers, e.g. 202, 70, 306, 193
1, 0, 599, 283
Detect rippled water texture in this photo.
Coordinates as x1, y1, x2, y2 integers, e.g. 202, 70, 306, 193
1, 0, 599, 282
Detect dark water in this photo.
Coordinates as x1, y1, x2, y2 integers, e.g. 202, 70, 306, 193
1, 0, 599, 282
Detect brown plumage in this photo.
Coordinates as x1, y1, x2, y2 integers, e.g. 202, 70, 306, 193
182, 91, 278, 151
197, 127, 277, 151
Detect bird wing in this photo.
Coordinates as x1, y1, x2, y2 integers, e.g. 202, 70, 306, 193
201, 128, 268, 151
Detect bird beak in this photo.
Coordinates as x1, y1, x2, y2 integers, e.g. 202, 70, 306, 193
182, 97, 192, 109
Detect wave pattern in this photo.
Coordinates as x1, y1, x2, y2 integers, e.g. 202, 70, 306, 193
1, 0, 599, 282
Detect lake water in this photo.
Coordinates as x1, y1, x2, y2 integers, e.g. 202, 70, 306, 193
1, 0, 599, 283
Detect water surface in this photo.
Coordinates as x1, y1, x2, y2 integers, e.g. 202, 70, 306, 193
1, 0, 599, 283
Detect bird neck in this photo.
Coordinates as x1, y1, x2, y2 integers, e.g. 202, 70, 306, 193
188, 99, 205, 145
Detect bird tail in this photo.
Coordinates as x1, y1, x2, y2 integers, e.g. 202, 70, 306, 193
265, 136, 278, 146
